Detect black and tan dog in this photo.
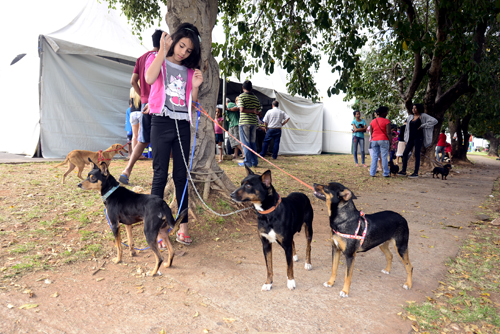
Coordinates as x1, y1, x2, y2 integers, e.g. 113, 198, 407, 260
432, 163, 452, 180
313, 182, 413, 297
78, 159, 187, 276
230, 166, 314, 291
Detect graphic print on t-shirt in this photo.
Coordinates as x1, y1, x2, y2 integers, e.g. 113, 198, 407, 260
166, 74, 186, 108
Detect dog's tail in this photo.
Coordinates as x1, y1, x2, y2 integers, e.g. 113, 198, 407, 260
53, 157, 69, 168
161, 206, 188, 231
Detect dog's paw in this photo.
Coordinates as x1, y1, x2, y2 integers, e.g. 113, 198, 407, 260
293, 255, 299, 262
304, 263, 312, 271
261, 283, 273, 291
381, 269, 390, 275
146, 270, 162, 277
339, 291, 349, 298
323, 282, 333, 288
112, 257, 121, 264
403, 284, 409, 290
287, 279, 296, 290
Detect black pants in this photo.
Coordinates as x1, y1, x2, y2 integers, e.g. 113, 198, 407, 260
401, 137, 423, 174
151, 116, 190, 223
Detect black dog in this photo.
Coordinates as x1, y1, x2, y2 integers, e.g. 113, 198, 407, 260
78, 159, 187, 276
432, 164, 452, 180
313, 182, 413, 297
230, 166, 314, 291
388, 157, 400, 176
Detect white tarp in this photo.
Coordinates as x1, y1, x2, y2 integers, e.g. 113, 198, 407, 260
252, 86, 323, 155
40, 40, 135, 157
0, 53, 40, 156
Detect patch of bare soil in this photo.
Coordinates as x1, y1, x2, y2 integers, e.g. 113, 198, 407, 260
0, 156, 499, 333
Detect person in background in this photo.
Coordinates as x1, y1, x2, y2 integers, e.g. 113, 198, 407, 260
129, 86, 142, 154
260, 100, 290, 160
390, 124, 399, 161
120, 29, 162, 185
351, 110, 367, 167
436, 129, 447, 162
237, 80, 261, 168
215, 107, 224, 163
226, 97, 244, 159
445, 142, 452, 163
367, 110, 383, 171
398, 103, 438, 178
125, 100, 133, 158
369, 106, 392, 177
395, 122, 406, 164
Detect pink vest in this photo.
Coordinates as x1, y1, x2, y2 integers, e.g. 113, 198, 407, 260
145, 53, 195, 123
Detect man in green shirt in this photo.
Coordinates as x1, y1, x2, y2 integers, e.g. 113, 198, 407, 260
226, 98, 244, 159
237, 80, 262, 167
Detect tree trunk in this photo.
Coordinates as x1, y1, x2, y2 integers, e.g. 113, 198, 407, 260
448, 114, 471, 161
484, 131, 499, 157
164, 0, 243, 218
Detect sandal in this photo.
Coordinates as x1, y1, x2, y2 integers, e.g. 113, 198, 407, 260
119, 174, 129, 185
176, 232, 192, 245
158, 239, 167, 250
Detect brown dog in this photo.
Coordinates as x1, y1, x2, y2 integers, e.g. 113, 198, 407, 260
54, 144, 127, 183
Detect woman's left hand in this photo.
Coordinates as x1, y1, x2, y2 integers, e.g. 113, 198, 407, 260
192, 69, 203, 88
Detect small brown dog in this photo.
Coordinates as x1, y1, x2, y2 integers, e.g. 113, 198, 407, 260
54, 144, 127, 183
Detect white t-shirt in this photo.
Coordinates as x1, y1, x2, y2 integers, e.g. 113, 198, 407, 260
263, 107, 289, 128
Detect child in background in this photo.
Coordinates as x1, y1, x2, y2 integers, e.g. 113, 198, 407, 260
396, 122, 406, 164
125, 101, 133, 158
215, 107, 224, 163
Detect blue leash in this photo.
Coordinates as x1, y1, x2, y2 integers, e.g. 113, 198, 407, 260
103, 108, 201, 250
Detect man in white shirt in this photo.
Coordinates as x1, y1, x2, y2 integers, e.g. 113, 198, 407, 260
259, 100, 290, 159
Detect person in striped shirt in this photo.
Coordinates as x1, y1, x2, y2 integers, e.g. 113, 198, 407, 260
237, 80, 262, 167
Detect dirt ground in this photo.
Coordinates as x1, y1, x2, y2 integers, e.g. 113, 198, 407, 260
1, 155, 499, 334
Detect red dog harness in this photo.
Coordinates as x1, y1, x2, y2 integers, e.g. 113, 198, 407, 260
332, 211, 368, 247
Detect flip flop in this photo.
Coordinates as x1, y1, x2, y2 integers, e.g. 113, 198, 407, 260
158, 239, 167, 250
176, 232, 192, 245
119, 174, 129, 185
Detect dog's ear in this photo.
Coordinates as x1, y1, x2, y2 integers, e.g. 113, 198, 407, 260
339, 189, 355, 201
261, 170, 272, 188
99, 162, 109, 176
88, 158, 98, 170
245, 165, 254, 175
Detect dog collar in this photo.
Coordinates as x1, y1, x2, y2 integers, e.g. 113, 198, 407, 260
258, 195, 282, 215
101, 185, 120, 202
332, 211, 368, 247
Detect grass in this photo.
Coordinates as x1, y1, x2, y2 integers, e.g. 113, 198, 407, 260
402, 177, 500, 333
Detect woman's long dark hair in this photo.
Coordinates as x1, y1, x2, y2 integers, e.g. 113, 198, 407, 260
413, 103, 424, 115
166, 23, 201, 69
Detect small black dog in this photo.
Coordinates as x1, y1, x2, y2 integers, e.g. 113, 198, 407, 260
78, 159, 187, 276
388, 157, 400, 176
230, 166, 314, 291
313, 182, 413, 297
432, 164, 452, 180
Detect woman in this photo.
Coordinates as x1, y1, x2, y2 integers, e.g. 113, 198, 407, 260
369, 106, 392, 177
351, 110, 367, 167
398, 104, 438, 178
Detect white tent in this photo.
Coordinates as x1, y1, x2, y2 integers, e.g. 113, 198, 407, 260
250, 86, 323, 155
0, 0, 147, 157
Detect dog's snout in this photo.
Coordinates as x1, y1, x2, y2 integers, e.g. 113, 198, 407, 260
78, 183, 82, 188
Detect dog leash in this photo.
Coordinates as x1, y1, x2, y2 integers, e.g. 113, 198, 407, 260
332, 211, 368, 247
